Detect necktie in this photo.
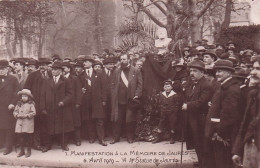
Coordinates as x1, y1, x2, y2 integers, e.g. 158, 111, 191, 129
107, 70, 110, 77
87, 70, 90, 77
55, 77, 58, 84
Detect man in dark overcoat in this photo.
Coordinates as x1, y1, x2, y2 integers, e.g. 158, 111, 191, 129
62, 62, 83, 146
23, 58, 52, 150
0, 60, 20, 155
40, 61, 73, 152
110, 54, 143, 144
205, 60, 241, 168
232, 57, 260, 168
79, 56, 107, 146
182, 60, 213, 168
101, 57, 116, 137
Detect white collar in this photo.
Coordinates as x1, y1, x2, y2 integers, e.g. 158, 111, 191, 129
221, 77, 232, 85
64, 73, 70, 78
162, 90, 176, 98
53, 75, 61, 81
85, 67, 93, 76
105, 68, 109, 73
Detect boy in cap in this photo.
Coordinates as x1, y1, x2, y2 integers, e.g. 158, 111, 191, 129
152, 80, 182, 144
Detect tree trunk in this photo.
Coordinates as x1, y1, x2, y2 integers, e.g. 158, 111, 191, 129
221, 0, 232, 29
93, 0, 101, 53
189, 0, 201, 45
19, 36, 23, 58
5, 19, 15, 59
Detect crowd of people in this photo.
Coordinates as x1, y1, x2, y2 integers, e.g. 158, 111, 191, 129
0, 40, 259, 168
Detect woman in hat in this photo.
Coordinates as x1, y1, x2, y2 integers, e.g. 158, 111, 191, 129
13, 89, 36, 158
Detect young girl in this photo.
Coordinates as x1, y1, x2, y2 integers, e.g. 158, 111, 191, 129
13, 89, 36, 158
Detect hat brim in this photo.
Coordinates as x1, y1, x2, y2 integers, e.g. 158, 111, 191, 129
18, 91, 33, 99
51, 66, 63, 69
203, 53, 218, 61
188, 65, 205, 72
0, 65, 8, 69
214, 66, 235, 72
232, 75, 247, 79
84, 58, 95, 62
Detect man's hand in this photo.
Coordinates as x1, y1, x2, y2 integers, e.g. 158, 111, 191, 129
42, 110, 47, 115
75, 104, 80, 108
8, 104, 15, 110
232, 155, 242, 167
208, 102, 212, 107
102, 102, 106, 106
82, 88, 87, 93
182, 103, 187, 111
58, 101, 64, 107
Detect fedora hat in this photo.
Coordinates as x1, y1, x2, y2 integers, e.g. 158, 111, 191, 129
38, 58, 51, 65
51, 61, 63, 69
202, 49, 218, 61
187, 49, 200, 58
188, 60, 205, 72
62, 61, 72, 68
214, 60, 235, 72
18, 89, 33, 99
83, 55, 95, 62
103, 57, 116, 65
0, 59, 9, 69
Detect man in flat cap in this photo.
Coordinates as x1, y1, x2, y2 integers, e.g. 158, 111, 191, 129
182, 60, 214, 168
205, 60, 241, 168
0, 60, 20, 155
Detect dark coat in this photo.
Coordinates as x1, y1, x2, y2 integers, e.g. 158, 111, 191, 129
205, 77, 241, 146
158, 91, 182, 114
66, 74, 82, 127
111, 66, 143, 123
0, 75, 20, 130
40, 76, 74, 135
232, 88, 260, 156
185, 76, 214, 150
79, 70, 106, 120
24, 70, 49, 113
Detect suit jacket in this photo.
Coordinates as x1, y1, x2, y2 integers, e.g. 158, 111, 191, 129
111, 65, 143, 123
205, 77, 241, 146
13, 71, 28, 88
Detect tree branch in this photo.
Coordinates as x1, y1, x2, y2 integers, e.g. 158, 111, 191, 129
141, 8, 166, 28
197, 0, 215, 18
151, 0, 167, 16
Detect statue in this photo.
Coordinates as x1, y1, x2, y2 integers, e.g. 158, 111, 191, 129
155, 28, 172, 55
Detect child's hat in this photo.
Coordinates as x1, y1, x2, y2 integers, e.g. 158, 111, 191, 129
18, 89, 33, 99
163, 79, 173, 86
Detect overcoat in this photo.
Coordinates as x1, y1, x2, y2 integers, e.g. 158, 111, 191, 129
205, 77, 241, 146
185, 76, 214, 150
110, 66, 143, 123
0, 75, 20, 129
13, 102, 36, 133
66, 74, 82, 127
79, 70, 106, 120
13, 71, 28, 88
40, 76, 74, 135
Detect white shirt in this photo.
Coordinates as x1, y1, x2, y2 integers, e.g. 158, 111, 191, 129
64, 73, 70, 79
53, 75, 61, 84
85, 67, 93, 77
105, 68, 110, 76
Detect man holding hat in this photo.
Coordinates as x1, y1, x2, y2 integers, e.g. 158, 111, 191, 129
62, 62, 83, 146
182, 60, 214, 168
40, 61, 74, 152
79, 55, 107, 146
0, 59, 20, 155
205, 60, 241, 168
24, 57, 52, 151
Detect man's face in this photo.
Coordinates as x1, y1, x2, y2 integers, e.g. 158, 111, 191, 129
83, 60, 93, 69
104, 63, 114, 71
163, 84, 172, 92
27, 65, 37, 74
93, 65, 102, 72
135, 61, 143, 70
62, 66, 70, 74
51, 68, 62, 77
216, 69, 231, 82
250, 61, 260, 86
120, 54, 129, 65
189, 68, 204, 82
14, 62, 23, 72
203, 54, 214, 65
39, 64, 48, 72
74, 66, 83, 75
228, 50, 234, 56
0, 67, 8, 76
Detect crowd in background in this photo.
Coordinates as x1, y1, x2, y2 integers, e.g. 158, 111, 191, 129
0, 39, 259, 168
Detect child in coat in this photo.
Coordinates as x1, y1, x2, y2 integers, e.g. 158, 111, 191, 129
13, 89, 36, 158
152, 80, 182, 144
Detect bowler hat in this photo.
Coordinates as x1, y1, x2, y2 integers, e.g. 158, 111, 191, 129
62, 61, 72, 68
93, 61, 103, 67
187, 49, 200, 58
214, 60, 235, 72
13, 58, 26, 65
83, 55, 95, 62
0, 60, 9, 69
202, 50, 218, 61
232, 67, 247, 79
103, 57, 116, 65
52, 54, 62, 62
38, 58, 51, 65
51, 61, 63, 69
188, 60, 205, 72
26, 59, 38, 66
18, 89, 33, 99
74, 61, 84, 67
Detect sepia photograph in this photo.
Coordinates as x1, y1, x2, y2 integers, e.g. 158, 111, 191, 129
0, 0, 259, 167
